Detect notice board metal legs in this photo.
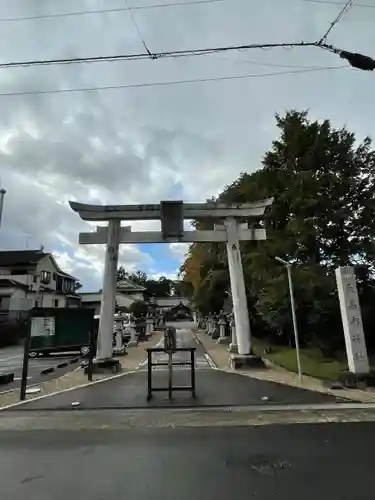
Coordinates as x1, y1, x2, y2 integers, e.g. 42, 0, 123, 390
146, 347, 196, 401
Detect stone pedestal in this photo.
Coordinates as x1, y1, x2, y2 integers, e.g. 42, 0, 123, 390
228, 343, 238, 353
206, 316, 213, 335
146, 315, 154, 337
127, 318, 138, 347
230, 354, 265, 370
84, 358, 122, 374
113, 329, 126, 356
217, 313, 229, 344
228, 314, 238, 352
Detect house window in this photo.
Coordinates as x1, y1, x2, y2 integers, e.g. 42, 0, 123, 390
40, 271, 51, 284
53, 273, 57, 281
62, 279, 74, 293
54, 299, 59, 308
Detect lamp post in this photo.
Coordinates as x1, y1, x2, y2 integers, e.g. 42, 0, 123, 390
275, 256, 302, 383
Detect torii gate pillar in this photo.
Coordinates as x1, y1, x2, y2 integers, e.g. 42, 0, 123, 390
225, 217, 252, 356
97, 220, 121, 361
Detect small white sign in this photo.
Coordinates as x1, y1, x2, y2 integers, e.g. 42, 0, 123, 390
31, 317, 56, 337
335, 266, 369, 374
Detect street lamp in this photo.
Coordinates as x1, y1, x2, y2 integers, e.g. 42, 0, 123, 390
275, 256, 302, 383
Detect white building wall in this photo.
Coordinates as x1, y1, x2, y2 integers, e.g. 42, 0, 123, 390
116, 294, 137, 309
0, 256, 63, 291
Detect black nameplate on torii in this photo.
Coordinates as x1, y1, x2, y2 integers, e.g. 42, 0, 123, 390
160, 200, 184, 240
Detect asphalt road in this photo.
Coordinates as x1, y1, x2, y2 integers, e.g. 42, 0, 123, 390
1, 422, 375, 499
0, 345, 80, 393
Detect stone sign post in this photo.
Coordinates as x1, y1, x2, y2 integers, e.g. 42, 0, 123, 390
335, 266, 369, 374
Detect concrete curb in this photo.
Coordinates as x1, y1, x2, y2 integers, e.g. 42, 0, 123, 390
0, 368, 139, 411
57, 362, 69, 369
0, 372, 15, 385
192, 330, 218, 369
40, 367, 55, 376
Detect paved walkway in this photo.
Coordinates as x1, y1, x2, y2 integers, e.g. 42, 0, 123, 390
0, 330, 165, 409
6, 326, 347, 411
194, 330, 375, 403
138, 326, 210, 370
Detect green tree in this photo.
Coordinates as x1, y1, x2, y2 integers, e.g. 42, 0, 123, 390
128, 300, 148, 318
116, 266, 127, 282
116, 267, 175, 297
181, 109, 375, 352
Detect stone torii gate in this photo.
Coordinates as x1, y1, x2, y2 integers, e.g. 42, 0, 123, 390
70, 199, 273, 367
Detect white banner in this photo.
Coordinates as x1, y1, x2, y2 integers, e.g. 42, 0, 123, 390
30, 317, 56, 337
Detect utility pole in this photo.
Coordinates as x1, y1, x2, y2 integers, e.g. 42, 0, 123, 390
275, 256, 302, 383
0, 188, 6, 228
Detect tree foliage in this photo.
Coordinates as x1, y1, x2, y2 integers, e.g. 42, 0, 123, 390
128, 300, 148, 318
180, 110, 375, 353
116, 266, 185, 298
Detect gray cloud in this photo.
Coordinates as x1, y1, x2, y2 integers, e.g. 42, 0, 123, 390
0, 0, 374, 289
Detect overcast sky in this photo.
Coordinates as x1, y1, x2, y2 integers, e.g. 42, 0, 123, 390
0, 0, 373, 291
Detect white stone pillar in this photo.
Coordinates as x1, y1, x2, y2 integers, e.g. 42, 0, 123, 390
229, 314, 238, 353
335, 266, 369, 374
96, 220, 121, 361
224, 217, 251, 355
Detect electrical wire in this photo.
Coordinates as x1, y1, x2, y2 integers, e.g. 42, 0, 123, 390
0, 0, 373, 24
0, 65, 348, 98
0, 41, 337, 69
0, 0, 228, 23
318, 0, 355, 44
300, 0, 373, 8
124, 0, 153, 56
213, 54, 334, 69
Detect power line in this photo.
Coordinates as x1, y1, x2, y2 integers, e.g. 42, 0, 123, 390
124, 0, 153, 56
0, 65, 348, 98
318, 0, 356, 44
0, 41, 337, 69
0, 0, 228, 23
213, 54, 335, 69
300, 0, 374, 8
0, 0, 373, 24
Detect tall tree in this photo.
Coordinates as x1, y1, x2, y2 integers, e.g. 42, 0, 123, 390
180, 109, 375, 351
